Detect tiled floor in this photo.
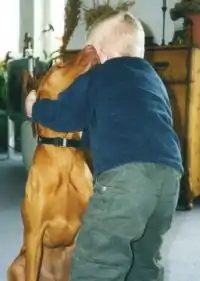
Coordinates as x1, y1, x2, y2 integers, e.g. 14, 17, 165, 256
0, 157, 200, 280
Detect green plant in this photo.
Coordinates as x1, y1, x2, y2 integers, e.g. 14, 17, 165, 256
83, 0, 135, 31
170, 0, 200, 21
0, 60, 6, 109
0, 60, 6, 75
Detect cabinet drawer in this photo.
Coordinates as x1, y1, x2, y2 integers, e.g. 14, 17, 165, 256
146, 48, 190, 82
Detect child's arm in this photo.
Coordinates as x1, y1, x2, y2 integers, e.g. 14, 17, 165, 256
32, 72, 92, 132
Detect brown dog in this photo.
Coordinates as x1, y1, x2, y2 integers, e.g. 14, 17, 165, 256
7, 46, 99, 281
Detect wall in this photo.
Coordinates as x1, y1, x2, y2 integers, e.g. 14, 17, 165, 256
0, 0, 181, 58
13, 0, 182, 58
68, 0, 181, 49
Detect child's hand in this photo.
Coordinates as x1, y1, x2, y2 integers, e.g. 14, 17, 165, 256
25, 90, 37, 118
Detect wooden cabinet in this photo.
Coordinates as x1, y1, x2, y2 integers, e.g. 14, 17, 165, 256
146, 46, 200, 209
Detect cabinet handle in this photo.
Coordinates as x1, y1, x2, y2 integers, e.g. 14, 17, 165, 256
153, 62, 169, 70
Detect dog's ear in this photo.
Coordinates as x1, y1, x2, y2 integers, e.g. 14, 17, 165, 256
75, 45, 100, 70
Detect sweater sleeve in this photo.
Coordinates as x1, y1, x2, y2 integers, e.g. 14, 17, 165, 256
32, 72, 93, 132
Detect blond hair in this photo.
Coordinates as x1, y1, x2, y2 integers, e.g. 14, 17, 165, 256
85, 12, 145, 58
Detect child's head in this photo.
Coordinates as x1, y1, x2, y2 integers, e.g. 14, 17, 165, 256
85, 12, 145, 63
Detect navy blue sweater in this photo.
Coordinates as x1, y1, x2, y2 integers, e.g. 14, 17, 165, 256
32, 57, 184, 176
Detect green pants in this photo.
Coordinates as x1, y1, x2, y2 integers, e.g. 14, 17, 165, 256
71, 163, 181, 281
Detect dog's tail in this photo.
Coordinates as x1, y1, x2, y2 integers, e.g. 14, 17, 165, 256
25, 222, 48, 281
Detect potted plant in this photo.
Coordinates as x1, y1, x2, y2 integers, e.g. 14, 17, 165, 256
170, 0, 200, 46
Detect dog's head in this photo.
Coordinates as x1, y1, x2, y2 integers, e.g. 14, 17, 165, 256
37, 45, 100, 100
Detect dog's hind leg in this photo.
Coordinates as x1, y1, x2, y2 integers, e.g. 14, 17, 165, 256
7, 248, 25, 281
25, 223, 47, 281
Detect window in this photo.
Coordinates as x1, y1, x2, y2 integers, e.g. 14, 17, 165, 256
0, 0, 19, 58
49, 0, 65, 52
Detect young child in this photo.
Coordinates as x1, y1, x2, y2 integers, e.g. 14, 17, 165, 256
26, 12, 183, 281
